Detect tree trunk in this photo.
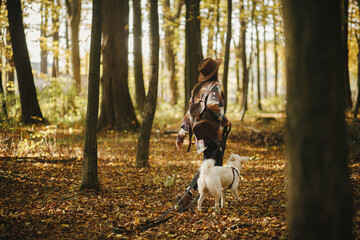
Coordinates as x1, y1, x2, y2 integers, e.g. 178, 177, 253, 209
66, 0, 81, 93
222, 0, 232, 112
185, 0, 203, 112
219, 21, 226, 60
354, 1, 360, 119
52, 0, 60, 78
207, 5, 215, 58
40, 1, 48, 74
235, 3, 242, 105
5, 28, 15, 110
263, 2, 267, 98
341, 0, 352, 110
65, 20, 70, 75
250, 66, 255, 101
133, 0, 146, 111
0, 23, 7, 118
99, 0, 139, 132
163, 0, 180, 105
235, 49, 241, 104
282, 0, 353, 238
81, 0, 102, 191
0, 47, 6, 118
136, 0, 159, 168
6, 0, 44, 123
255, 12, 262, 110
239, 0, 248, 121
214, 0, 220, 57
354, 42, 360, 118
273, 7, 278, 97
248, 0, 256, 106
0, 80, 7, 118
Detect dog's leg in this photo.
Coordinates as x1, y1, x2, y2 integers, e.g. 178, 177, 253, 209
231, 188, 240, 202
214, 197, 220, 212
197, 190, 208, 212
213, 192, 221, 212
221, 189, 226, 208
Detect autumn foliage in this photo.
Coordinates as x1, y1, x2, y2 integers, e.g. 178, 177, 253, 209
0, 118, 360, 239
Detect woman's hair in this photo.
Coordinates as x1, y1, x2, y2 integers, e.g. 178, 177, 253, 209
192, 72, 218, 96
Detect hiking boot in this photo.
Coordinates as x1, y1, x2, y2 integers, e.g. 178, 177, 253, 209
175, 191, 193, 211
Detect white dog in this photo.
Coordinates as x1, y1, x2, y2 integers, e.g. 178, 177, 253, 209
197, 154, 249, 212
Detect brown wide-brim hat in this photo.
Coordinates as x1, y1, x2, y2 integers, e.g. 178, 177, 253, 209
198, 57, 223, 82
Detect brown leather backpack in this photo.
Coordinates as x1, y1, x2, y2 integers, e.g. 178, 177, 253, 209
189, 82, 220, 140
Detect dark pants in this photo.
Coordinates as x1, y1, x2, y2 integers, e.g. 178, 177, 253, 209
187, 141, 223, 191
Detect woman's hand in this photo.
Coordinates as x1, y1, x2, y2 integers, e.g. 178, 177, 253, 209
176, 139, 183, 149
176, 135, 183, 149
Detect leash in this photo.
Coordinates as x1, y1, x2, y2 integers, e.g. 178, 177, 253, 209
136, 195, 200, 232
113, 179, 199, 234
113, 126, 232, 234
228, 167, 240, 189
210, 125, 231, 160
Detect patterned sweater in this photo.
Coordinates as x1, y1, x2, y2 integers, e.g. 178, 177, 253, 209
177, 80, 229, 154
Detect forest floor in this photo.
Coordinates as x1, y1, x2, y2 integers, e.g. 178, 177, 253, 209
0, 116, 360, 239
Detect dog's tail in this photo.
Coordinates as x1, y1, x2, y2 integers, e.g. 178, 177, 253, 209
200, 159, 216, 175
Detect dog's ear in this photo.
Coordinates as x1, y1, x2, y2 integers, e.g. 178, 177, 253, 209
238, 157, 250, 164
229, 154, 236, 162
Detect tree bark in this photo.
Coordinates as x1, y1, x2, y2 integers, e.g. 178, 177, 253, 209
5, 28, 15, 109
222, 0, 232, 112
235, 3, 241, 104
65, 20, 70, 75
354, 41, 360, 118
52, 0, 60, 78
66, 0, 81, 93
0, 22, 7, 118
235, 46, 241, 104
185, 0, 203, 112
99, 0, 139, 132
163, 0, 181, 105
263, 1, 267, 98
354, 1, 360, 119
341, 0, 352, 110
6, 0, 44, 123
133, 0, 146, 111
0, 51, 6, 118
255, 10, 262, 110
250, 66, 254, 101
239, 0, 248, 121
136, 0, 159, 168
248, 1, 256, 106
273, 6, 278, 97
206, 4, 215, 58
214, 0, 220, 57
40, 1, 48, 74
81, 0, 102, 191
282, 0, 353, 238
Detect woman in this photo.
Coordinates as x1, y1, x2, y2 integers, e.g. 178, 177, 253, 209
175, 57, 231, 210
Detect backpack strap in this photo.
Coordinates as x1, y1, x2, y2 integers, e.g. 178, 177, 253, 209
187, 124, 193, 152
203, 81, 221, 123
202, 81, 218, 118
